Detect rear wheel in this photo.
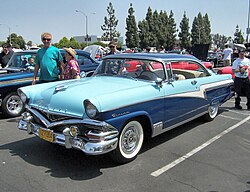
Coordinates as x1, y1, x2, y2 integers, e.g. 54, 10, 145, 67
110, 120, 144, 164
2, 92, 24, 118
203, 105, 219, 121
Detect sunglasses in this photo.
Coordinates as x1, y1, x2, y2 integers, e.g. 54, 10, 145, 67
42, 38, 51, 41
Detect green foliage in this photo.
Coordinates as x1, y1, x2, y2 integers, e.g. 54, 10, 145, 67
178, 12, 191, 49
166, 10, 177, 50
9, 33, 25, 49
191, 12, 212, 46
233, 25, 244, 44
125, 3, 140, 48
212, 34, 230, 50
138, 7, 177, 50
26, 41, 32, 47
157, 11, 169, 49
101, 2, 120, 42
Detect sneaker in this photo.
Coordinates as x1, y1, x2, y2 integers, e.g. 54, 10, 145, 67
235, 105, 243, 109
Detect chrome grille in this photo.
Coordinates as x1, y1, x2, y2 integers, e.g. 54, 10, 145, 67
37, 109, 72, 122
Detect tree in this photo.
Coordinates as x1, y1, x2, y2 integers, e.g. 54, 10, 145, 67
101, 2, 120, 42
125, 3, 140, 48
56, 37, 70, 48
178, 12, 191, 49
138, 19, 150, 48
69, 37, 81, 49
26, 41, 33, 47
233, 25, 244, 44
9, 33, 25, 49
146, 7, 158, 47
212, 34, 230, 50
191, 12, 211, 46
166, 10, 176, 50
157, 11, 169, 49
203, 13, 212, 44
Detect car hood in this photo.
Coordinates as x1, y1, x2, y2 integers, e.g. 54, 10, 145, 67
20, 76, 154, 118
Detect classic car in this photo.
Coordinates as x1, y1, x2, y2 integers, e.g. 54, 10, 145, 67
206, 51, 223, 67
83, 45, 107, 61
217, 66, 250, 79
17, 53, 233, 163
165, 50, 213, 69
0, 49, 100, 118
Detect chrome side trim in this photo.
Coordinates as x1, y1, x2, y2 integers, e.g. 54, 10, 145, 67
152, 111, 207, 137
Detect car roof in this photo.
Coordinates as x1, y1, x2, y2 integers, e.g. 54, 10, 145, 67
12, 49, 92, 58
104, 53, 198, 61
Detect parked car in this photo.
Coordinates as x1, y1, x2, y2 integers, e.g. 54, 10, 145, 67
83, 45, 107, 61
166, 50, 213, 69
217, 66, 250, 79
17, 53, 233, 163
206, 51, 223, 67
0, 49, 100, 118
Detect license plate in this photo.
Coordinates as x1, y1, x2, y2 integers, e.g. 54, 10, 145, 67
39, 128, 54, 142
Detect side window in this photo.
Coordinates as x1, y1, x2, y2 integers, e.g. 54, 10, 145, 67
77, 55, 94, 66
171, 60, 210, 80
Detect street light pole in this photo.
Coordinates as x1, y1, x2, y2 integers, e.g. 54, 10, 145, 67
247, 0, 250, 42
75, 10, 88, 46
0, 23, 11, 46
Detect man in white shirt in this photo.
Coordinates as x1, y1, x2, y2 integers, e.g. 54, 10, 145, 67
232, 50, 250, 110
223, 44, 233, 66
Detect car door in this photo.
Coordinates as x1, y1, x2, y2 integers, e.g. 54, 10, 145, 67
162, 60, 210, 130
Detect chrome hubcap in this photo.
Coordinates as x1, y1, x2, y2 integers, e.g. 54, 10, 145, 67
7, 95, 23, 115
121, 127, 139, 154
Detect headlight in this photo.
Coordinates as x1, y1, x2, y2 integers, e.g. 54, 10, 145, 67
84, 100, 99, 119
17, 89, 28, 103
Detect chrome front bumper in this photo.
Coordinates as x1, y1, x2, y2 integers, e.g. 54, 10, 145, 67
18, 111, 118, 155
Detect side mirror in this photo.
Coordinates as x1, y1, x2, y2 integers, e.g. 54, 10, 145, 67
155, 77, 163, 87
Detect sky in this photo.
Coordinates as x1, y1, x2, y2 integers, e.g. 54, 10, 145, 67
0, 0, 249, 45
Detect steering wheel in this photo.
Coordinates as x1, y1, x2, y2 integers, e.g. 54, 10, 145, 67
138, 71, 158, 81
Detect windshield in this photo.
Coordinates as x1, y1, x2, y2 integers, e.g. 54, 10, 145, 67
8, 52, 37, 69
94, 58, 166, 81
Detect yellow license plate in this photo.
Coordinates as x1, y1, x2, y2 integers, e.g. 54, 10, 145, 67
39, 128, 54, 142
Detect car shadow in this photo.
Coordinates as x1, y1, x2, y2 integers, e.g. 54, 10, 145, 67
0, 108, 232, 181
0, 136, 118, 180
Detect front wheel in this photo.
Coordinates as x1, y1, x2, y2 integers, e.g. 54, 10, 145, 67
2, 92, 24, 118
110, 120, 144, 164
203, 105, 219, 121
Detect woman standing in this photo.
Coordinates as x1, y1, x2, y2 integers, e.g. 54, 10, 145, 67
63, 48, 80, 79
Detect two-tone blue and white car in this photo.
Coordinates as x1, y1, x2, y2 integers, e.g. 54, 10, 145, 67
18, 53, 234, 163
0, 49, 99, 118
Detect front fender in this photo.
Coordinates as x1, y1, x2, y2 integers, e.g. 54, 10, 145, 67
105, 110, 153, 132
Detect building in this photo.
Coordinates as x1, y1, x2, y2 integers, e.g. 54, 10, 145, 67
73, 35, 123, 45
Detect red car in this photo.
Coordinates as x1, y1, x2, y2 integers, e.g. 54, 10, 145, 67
125, 60, 213, 72
217, 66, 250, 79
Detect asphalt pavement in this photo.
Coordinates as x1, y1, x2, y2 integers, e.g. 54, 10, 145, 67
1, 97, 250, 192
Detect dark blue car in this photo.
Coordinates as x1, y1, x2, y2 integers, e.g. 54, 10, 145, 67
0, 49, 100, 118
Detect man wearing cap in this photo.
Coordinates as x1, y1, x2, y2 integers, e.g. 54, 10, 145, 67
0, 43, 14, 68
232, 50, 250, 110
107, 42, 119, 55
32, 32, 64, 85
